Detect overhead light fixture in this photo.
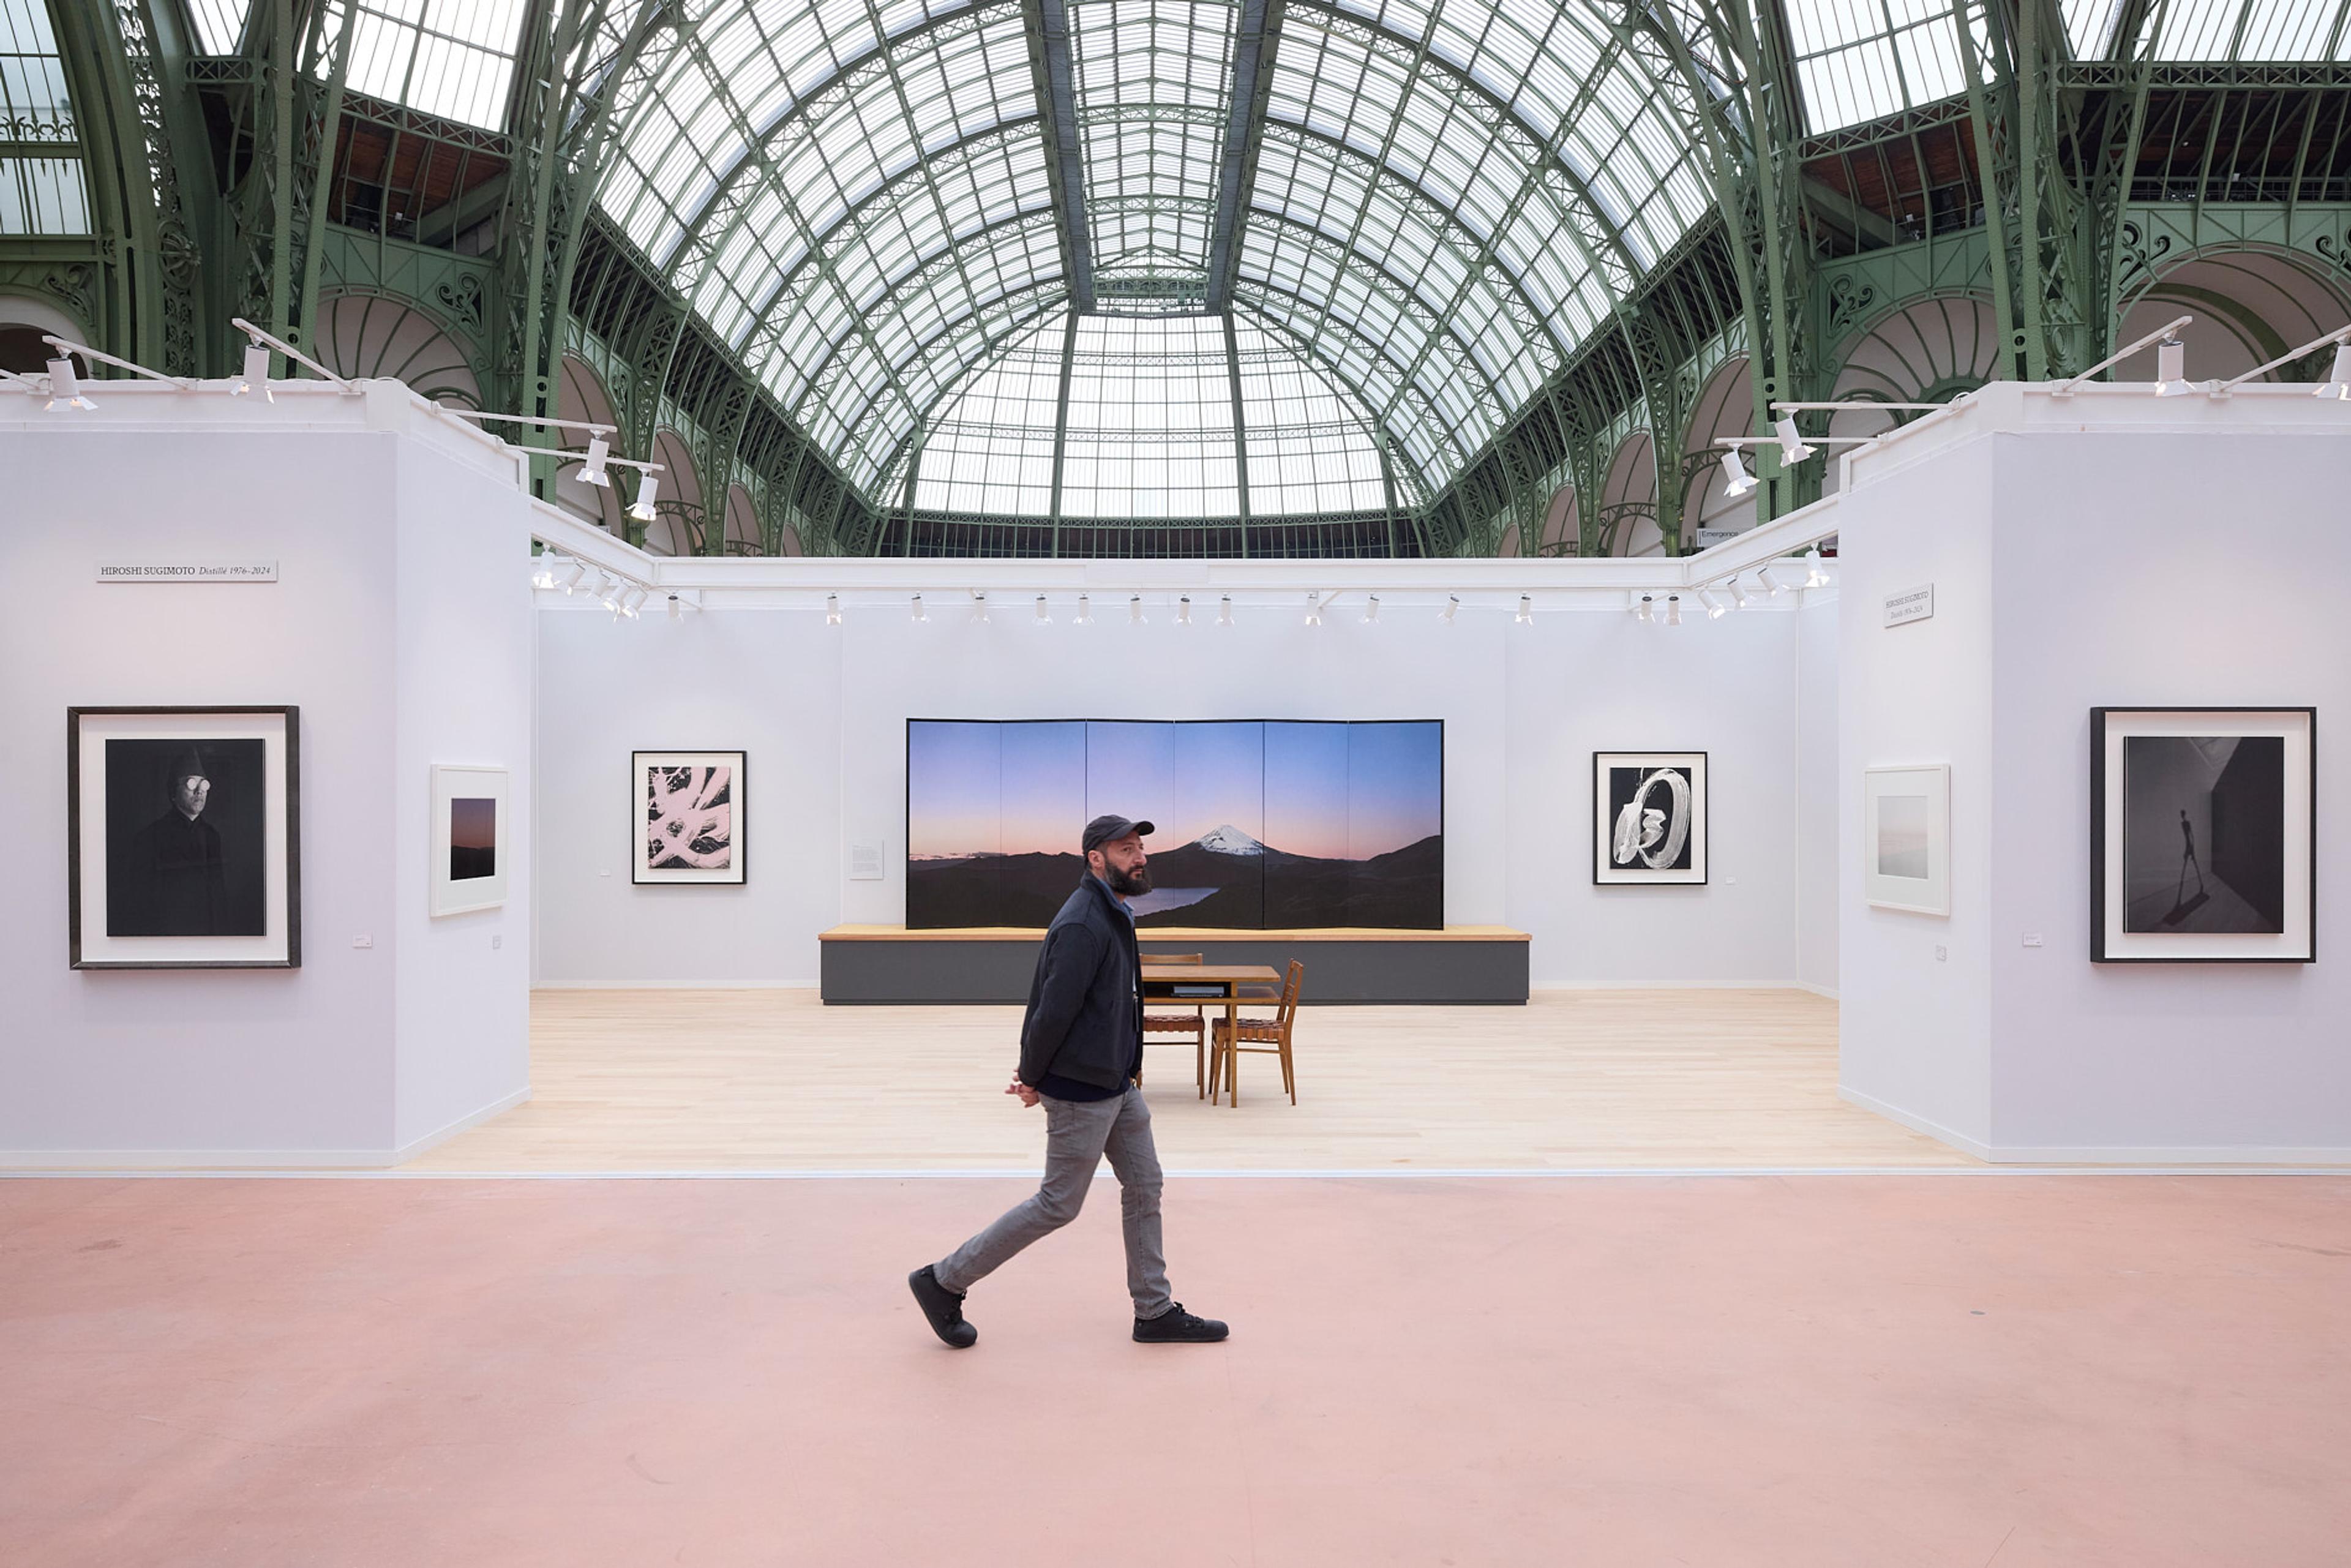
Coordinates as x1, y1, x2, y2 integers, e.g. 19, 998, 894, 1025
1664, 595, 1683, 627
671, 595, 685, 623
1218, 595, 1233, 627
827, 593, 842, 626
627, 475, 659, 523
1773, 416, 1815, 463
620, 588, 647, 620
531, 554, 558, 591
1757, 565, 1790, 596
1033, 594, 1051, 625
1635, 595, 1653, 623
1304, 593, 1323, 627
1362, 595, 1380, 624
1803, 548, 1831, 588
1720, 446, 1755, 498
1515, 595, 1532, 625
2153, 338, 2194, 397
591, 573, 620, 610
970, 591, 989, 625
910, 593, 928, 624
580, 434, 612, 487
2317, 343, 2351, 400
1697, 588, 1727, 620
554, 560, 587, 595
1129, 594, 1146, 626
1442, 595, 1459, 623
44, 357, 94, 411
1176, 595, 1192, 626
230, 343, 272, 401
1727, 577, 1750, 610
1074, 593, 1092, 626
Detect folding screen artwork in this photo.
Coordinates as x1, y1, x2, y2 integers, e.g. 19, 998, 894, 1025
2091, 708, 2314, 962
905, 719, 1443, 929
634, 751, 745, 885
1592, 752, 1708, 885
431, 765, 508, 917
68, 705, 302, 969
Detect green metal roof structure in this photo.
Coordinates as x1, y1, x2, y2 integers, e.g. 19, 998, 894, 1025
5, 0, 2349, 555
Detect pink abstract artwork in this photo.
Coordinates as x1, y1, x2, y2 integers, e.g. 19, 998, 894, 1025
644, 765, 733, 871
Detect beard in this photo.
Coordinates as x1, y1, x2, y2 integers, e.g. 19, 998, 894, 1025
1104, 860, 1153, 896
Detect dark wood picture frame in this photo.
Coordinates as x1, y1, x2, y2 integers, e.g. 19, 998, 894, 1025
631, 749, 748, 885
2089, 706, 2315, 963
67, 705, 302, 970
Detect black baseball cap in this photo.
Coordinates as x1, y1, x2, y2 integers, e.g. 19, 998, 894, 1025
1082, 813, 1154, 852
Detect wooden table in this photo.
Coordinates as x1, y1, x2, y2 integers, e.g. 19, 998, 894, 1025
1141, 963, 1281, 1101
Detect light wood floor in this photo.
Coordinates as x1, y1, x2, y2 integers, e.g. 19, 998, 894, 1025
407, 989, 1978, 1172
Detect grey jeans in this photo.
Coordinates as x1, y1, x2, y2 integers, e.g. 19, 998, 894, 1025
932, 1084, 1172, 1319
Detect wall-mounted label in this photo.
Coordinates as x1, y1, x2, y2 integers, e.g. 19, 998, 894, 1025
99, 561, 279, 583
1882, 583, 1934, 628
848, 844, 884, 881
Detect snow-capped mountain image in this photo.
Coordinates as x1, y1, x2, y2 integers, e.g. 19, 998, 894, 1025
1194, 824, 1265, 855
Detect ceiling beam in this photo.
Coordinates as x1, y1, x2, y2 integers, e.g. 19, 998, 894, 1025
1204, 0, 1283, 312
1023, 0, 1097, 310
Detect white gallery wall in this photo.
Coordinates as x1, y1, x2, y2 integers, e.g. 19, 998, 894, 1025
1836, 385, 2351, 1161
535, 587, 1835, 989
0, 390, 534, 1165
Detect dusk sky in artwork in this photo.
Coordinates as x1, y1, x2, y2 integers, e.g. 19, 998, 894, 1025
908, 719, 1440, 860
449, 797, 497, 851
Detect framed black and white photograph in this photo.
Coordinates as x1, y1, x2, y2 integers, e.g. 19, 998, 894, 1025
2091, 707, 2314, 962
633, 750, 745, 885
1593, 751, 1708, 885
68, 706, 301, 969
431, 765, 508, 917
1864, 765, 1951, 915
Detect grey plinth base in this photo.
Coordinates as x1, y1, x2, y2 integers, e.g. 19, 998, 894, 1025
819, 926, 1529, 1005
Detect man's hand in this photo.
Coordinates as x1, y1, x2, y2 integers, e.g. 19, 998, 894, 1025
1006, 1076, 1041, 1108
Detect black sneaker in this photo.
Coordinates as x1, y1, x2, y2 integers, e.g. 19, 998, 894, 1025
908, 1265, 977, 1348
1133, 1302, 1228, 1343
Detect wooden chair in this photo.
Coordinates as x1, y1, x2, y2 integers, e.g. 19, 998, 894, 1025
1208, 960, 1303, 1108
1139, 952, 1209, 1097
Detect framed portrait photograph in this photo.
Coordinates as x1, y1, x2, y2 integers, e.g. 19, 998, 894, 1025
431, 765, 508, 917
1864, 765, 1951, 915
68, 706, 301, 969
634, 750, 745, 885
2091, 707, 2314, 963
1593, 751, 1708, 885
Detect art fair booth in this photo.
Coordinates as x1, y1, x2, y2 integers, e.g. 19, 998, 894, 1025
2, 375, 2346, 1169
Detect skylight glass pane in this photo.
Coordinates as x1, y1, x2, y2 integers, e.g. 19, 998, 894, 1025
1233, 316, 1388, 514
185, 0, 255, 53
914, 311, 1065, 513
0, 0, 88, 236
330, 0, 528, 129
2153, 0, 2348, 57
2060, 0, 2125, 54
1784, 0, 1979, 133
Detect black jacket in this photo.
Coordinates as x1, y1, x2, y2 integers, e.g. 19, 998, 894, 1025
1017, 874, 1142, 1090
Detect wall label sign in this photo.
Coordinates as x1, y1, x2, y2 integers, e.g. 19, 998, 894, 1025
98, 561, 279, 583
1883, 583, 1935, 628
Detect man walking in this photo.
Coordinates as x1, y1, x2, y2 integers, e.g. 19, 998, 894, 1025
909, 815, 1228, 1349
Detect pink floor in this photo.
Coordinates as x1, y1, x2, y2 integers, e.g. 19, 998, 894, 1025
2, 1175, 2346, 1566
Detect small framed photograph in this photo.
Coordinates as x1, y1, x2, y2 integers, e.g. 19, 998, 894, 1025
68, 706, 301, 969
634, 750, 745, 885
2091, 707, 2314, 962
431, 765, 508, 917
1593, 751, 1707, 885
1864, 765, 1951, 915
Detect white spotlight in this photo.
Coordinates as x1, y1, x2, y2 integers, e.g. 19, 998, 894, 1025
592, 573, 620, 610
1033, 595, 1051, 625
581, 435, 612, 488
554, 560, 587, 595
1697, 588, 1727, 620
672, 595, 685, 623
1727, 577, 1751, 610
1218, 595, 1234, 627
1442, 595, 1459, 623
910, 594, 929, 624
627, 475, 659, 523
1304, 594, 1322, 627
1634, 595, 1653, 623
230, 343, 273, 400
1362, 595, 1380, 624
1757, 565, 1790, 596
2317, 343, 2351, 400
45, 357, 93, 411
619, 588, 646, 620
1177, 595, 1192, 626
531, 554, 558, 590
1074, 593, 1093, 626
2153, 338, 2194, 397
1803, 548, 1831, 588
1515, 595, 1532, 625
827, 593, 842, 626
1773, 416, 1815, 463
970, 591, 989, 625
1720, 447, 1755, 498
1129, 595, 1146, 625
1664, 595, 1682, 627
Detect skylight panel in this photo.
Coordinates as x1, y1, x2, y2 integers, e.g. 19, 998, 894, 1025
184, 0, 255, 53
330, 0, 528, 129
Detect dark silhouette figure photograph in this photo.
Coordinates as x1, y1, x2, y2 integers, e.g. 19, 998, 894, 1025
2121, 735, 2285, 934
103, 739, 268, 938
